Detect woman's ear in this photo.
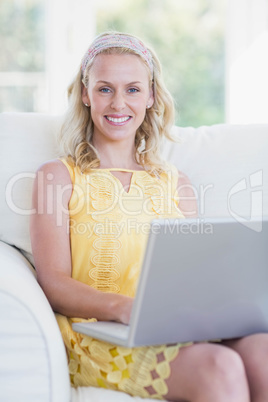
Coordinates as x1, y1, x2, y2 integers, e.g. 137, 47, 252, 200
81, 84, 90, 106
147, 87, 154, 108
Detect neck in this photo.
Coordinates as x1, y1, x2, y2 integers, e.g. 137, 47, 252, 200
93, 141, 139, 169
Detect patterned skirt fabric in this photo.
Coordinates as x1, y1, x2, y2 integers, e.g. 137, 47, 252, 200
56, 315, 187, 400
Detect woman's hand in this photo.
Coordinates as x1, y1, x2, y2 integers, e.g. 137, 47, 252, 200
113, 295, 134, 325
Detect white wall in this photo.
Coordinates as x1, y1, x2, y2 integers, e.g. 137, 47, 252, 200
226, 0, 268, 124
46, 0, 96, 113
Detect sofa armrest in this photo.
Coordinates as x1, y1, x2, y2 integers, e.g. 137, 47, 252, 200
0, 241, 71, 402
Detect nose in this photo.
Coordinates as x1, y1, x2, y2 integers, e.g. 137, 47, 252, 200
111, 91, 126, 111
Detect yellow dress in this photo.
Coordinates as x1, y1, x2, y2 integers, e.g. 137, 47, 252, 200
56, 158, 188, 400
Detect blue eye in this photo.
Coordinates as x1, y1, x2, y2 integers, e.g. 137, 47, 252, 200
128, 88, 139, 93
100, 88, 111, 93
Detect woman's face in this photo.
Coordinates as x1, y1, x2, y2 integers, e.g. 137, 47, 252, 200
82, 53, 154, 145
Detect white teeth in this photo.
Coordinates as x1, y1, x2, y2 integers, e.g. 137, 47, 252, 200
106, 116, 130, 123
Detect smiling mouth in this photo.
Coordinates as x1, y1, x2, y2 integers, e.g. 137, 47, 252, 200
105, 116, 132, 124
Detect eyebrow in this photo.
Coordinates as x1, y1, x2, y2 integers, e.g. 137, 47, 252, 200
96, 80, 144, 85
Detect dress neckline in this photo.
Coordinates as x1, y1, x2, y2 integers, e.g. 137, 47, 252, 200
89, 168, 146, 173
88, 168, 145, 195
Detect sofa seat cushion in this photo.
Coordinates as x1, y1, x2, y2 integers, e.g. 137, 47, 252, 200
71, 386, 162, 402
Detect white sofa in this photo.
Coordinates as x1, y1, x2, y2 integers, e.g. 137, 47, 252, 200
0, 112, 267, 402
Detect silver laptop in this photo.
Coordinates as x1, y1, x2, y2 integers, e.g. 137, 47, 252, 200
72, 218, 268, 347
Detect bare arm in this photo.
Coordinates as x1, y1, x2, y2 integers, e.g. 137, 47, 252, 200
30, 160, 133, 323
177, 171, 198, 218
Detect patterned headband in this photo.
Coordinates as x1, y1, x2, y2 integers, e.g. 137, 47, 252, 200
81, 33, 154, 77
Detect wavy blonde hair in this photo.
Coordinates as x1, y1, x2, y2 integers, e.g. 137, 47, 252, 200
59, 31, 176, 175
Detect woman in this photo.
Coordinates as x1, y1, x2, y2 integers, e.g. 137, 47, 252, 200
30, 32, 268, 401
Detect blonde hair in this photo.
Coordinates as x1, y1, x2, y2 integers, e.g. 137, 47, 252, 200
59, 31, 176, 175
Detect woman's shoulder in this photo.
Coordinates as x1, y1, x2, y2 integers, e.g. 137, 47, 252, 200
176, 169, 198, 218
177, 169, 192, 187
32, 159, 73, 210
36, 158, 73, 185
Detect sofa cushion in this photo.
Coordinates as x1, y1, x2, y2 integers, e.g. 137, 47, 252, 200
71, 386, 157, 401
0, 113, 61, 264
168, 124, 268, 220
